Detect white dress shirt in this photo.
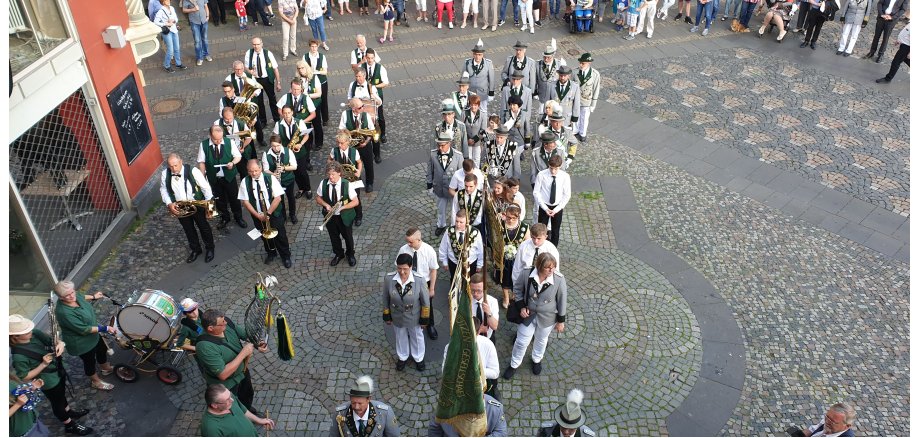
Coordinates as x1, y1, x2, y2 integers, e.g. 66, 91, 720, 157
237, 173, 284, 213
533, 169, 572, 214
442, 335, 499, 379
397, 242, 439, 282
197, 139, 242, 178
261, 148, 297, 174
350, 47, 381, 66
277, 92, 318, 113
346, 80, 381, 103
316, 178, 359, 215
448, 168, 486, 192
438, 228, 484, 269
511, 239, 561, 285
338, 110, 377, 130
244, 49, 279, 80
472, 294, 500, 338
225, 73, 263, 98
160, 166, 213, 204
451, 189, 485, 226
272, 118, 310, 139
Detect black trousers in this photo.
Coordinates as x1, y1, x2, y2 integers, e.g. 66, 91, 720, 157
320, 83, 330, 124
354, 190, 364, 220
795, 3, 811, 29
254, 120, 265, 144
357, 143, 375, 185
802, 12, 827, 43
448, 259, 479, 284
41, 379, 72, 423
78, 337, 109, 376
178, 208, 215, 253
228, 370, 257, 414
376, 104, 387, 141
210, 176, 244, 220
294, 154, 312, 193
325, 215, 355, 257
886, 43, 910, 79
310, 113, 324, 151
869, 16, 898, 57
254, 78, 280, 125
358, 0, 369, 7
279, 182, 297, 219
208, 0, 226, 23
247, 0, 271, 24
251, 211, 291, 259
537, 208, 564, 246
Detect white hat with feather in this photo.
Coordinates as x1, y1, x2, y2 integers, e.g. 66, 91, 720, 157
554, 388, 586, 428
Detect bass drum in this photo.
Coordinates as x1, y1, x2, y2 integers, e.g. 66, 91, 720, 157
116, 290, 180, 344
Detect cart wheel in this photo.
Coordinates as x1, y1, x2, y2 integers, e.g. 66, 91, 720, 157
156, 366, 182, 385
114, 364, 139, 383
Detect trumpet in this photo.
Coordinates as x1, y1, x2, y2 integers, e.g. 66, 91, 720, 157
318, 200, 344, 230
172, 200, 219, 219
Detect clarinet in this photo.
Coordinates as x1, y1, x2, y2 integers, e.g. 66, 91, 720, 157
46, 293, 67, 382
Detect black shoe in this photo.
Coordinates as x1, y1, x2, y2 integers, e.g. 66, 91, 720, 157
380, 135, 388, 144
164, 67, 175, 73
535, 20, 542, 27
295, 190, 305, 198
264, 253, 277, 264
67, 409, 90, 420
347, 255, 357, 266
236, 218, 247, 228
843, 52, 851, 57
330, 255, 343, 266
354, 218, 363, 227
290, 214, 298, 224
435, 226, 447, 236
836, 50, 843, 55
426, 324, 439, 340
283, 258, 292, 268
514, 19, 520, 26
502, 366, 516, 380
176, 64, 188, 70
673, 13, 682, 20
265, 22, 273, 26
799, 41, 808, 48
416, 360, 426, 371
396, 359, 407, 371
306, 162, 314, 171
374, 156, 382, 164
305, 190, 313, 199
186, 251, 201, 263
864, 51, 875, 60
205, 250, 215, 263
876, 77, 892, 83
684, 16, 693, 24
810, 42, 816, 50
531, 361, 543, 375
65, 422, 93, 436
875, 56, 882, 63
365, 184, 374, 193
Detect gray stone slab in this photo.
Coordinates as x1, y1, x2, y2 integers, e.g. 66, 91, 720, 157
863, 231, 903, 258
798, 205, 830, 226
629, 241, 692, 275
666, 410, 710, 437
786, 180, 825, 204
818, 214, 849, 234
861, 207, 908, 236
672, 377, 741, 436
894, 245, 910, 263
746, 163, 783, 186
693, 302, 743, 344
600, 176, 639, 211
838, 221, 874, 245
837, 198, 876, 224
682, 139, 720, 160
668, 268, 726, 306
610, 210, 651, 252
762, 191, 791, 211
725, 177, 752, 194
702, 148, 744, 170
700, 339, 745, 391
766, 173, 809, 195
741, 182, 773, 203
661, 151, 696, 169
780, 198, 811, 218
683, 159, 716, 178
809, 187, 852, 215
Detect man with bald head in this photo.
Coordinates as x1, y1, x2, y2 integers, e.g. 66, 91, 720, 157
788, 403, 857, 437
161, 152, 216, 263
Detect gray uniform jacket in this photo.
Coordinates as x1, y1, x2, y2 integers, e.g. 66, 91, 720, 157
434, 120, 470, 158
502, 55, 538, 92
530, 145, 568, 185
428, 148, 465, 198
513, 271, 567, 329
382, 272, 429, 328
463, 108, 490, 146
464, 58, 496, 99
499, 84, 534, 120
842, 0, 872, 23
329, 400, 400, 437
483, 139, 523, 180
550, 79, 582, 124
428, 395, 508, 437
577, 67, 601, 111
534, 59, 559, 102
502, 109, 531, 151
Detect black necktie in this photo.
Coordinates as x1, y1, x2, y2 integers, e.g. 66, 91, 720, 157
532, 247, 539, 267
172, 173, 182, 178
357, 419, 365, 433
255, 178, 263, 212
459, 232, 464, 243
550, 176, 557, 205
330, 182, 338, 204
212, 143, 220, 158
255, 52, 263, 77
237, 77, 243, 92
412, 251, 418, 270
476, 301, 484, 322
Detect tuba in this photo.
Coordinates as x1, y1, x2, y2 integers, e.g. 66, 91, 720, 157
172, 200, 219, 219
341, 163, 360, 182
348, 128, 379, 147
234, 77, 263, 133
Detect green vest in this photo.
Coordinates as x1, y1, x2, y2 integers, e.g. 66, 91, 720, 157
303, 52, 327, 83
265, 149, 295, 186
202, 138, 238, 182
362, 62, 384, 99
332, 147, 359, 166
321, 178, 356, 226
285, 93, 311, 120
343, 109, 370, 131
244, 173, 281, 217
246, 48, 276, 83
229, 72, 254, 94
164, 164, 205, 203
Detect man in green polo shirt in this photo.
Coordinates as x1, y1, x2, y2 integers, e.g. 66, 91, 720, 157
195, 309, 267, 414
200, 384, 274, 437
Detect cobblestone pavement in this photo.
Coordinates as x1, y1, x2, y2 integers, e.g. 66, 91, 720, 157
605, 47, 910, 216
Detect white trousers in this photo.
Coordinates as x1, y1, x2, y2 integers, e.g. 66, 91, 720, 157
436, 195, 451, 227
394, 325, 426, 362
416, 0, 427, 11
463, 0, 479, 13
518, 0, 534, 27
658, 0, 676, 17
637, 3, 656, 35
281, 20, 297, 54
838, 22, 862, 54
510, 321, 554, 367
576, 106, 592, 136
468, 145, 482, 168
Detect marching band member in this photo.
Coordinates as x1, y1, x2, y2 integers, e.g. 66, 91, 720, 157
502, 41, 537, 96
502, 95, 531, 152
510, 223, 561, 287
438, 209, 484, 283
349, 34, 380, 72
295, 60, 325, 151
383, 253, 431, 371
434, 99, 469, 158
463, 39, 495, 112
535, 41, 559, 113
239, 159, 292, 268
316, 162, 360, 267
10, 314, 93, 435
428, 132, 464, 236
329, 131, 365, 226
303, 39, 330, 126
196, 309, 269, 415
533, 155, 572, 247
273, 106, 312, 200
463, 94, 489, 169
215, 106, 256, 181
497, 203, 530, 308
198, 125, 247, 229
396, 227, 440, 340
161, 153, 216, 263
339, 97, 377, 195
261, 134, 299, 224
277, 78, 317, 169
244, 37, 282, 128
483, 125, 523, 180
52, 281, 116, 391
200, 384, 275, 436
223, 66, 265, 147
499, 71, 534, 122
361, 48, 389, 149
575, 52, 602, 142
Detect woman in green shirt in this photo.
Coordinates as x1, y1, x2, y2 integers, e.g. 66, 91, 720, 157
52, 280, 116, 391
9, 314, 92, 435
8, 376, 48, 437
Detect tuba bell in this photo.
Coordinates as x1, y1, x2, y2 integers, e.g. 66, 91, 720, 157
234, 77, 263, 134
341, 163, 360, 182
172, 200, 219, 219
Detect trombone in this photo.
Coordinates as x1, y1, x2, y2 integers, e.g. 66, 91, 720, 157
258, 184, 278, 240
318, 199, 344, 231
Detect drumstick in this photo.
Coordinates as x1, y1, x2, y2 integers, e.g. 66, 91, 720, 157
264, 409, 271, 436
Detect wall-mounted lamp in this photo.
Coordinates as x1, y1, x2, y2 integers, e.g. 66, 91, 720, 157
102, 25, 127, 49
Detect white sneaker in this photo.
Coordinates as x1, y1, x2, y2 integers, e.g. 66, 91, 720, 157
521, 24, 527, 31
461, 22, 467, 28
448, 21, 453, 28
196, 59, 203, 66
438, 22, 442, 28
647, 33, 653, 38
529, 26, 534, 33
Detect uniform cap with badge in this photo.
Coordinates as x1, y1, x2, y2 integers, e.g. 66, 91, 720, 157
540, 131, 558, 143
472, 38, 485, 53
543, 38, 557, 56
457, 71, 471, 85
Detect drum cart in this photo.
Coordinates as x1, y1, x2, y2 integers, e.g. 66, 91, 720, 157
101, 289, 190, 385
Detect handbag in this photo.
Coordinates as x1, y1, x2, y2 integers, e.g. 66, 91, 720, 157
161, 25, 171, 34
505, 267, 534, 324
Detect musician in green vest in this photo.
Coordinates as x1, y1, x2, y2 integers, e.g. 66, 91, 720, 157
261, 134, 300, 224
315, 162, 360, 267
273, 106, 312, 199
215, 107, 256, 181
303, 39, 329, 125
238, 159, 292, 268
359, 48, 389, 151
295, 58, 325, 153
244, 37, 281, 127
277, 79, 318, 168
329, 131, 365, 226
224, 63, 266, 147
198, 125, 246, 228
338, 97, 377, 194
161, 153, 216, 263
10, 314, 92, 435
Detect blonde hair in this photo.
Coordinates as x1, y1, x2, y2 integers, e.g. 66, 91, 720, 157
296, 60, 314, 80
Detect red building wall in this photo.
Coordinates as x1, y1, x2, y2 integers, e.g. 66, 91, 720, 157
66, 0, 162, 199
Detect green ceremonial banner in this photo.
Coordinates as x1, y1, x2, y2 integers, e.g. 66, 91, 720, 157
435, 280, 487, 436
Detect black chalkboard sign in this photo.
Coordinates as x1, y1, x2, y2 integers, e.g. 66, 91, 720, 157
107, 74, 152, 164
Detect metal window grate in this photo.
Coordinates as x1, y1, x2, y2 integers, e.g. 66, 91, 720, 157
10, 90, 125, 279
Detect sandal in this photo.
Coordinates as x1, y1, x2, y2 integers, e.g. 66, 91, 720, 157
99, 366, 114, 376
389, 36, 394, 42
91, 380, 114, 391
379, 36, 386, 43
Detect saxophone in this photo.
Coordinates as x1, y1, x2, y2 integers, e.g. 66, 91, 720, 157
234, 76, 263, 133
288, 123, 303, 153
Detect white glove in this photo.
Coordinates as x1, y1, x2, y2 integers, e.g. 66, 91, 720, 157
427, 188, 435, 197
564, 158, 573, 168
